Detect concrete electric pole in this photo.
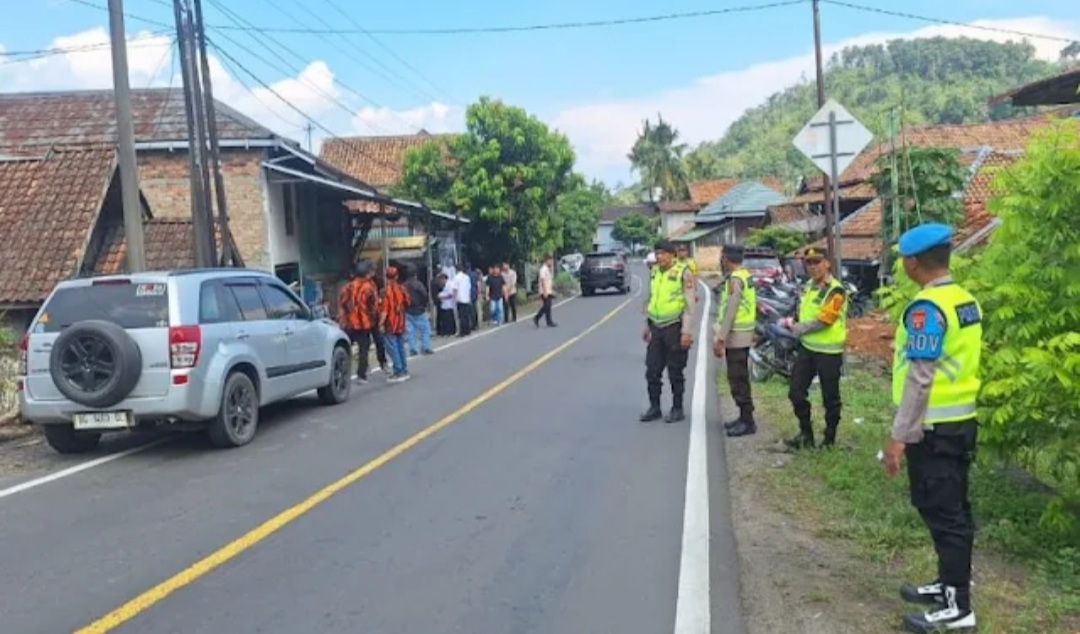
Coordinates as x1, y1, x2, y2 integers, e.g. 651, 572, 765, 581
811, 0, 840, 272
107, 0, 146, 272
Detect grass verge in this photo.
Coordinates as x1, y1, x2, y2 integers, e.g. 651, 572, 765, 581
743, 363, 1080, 634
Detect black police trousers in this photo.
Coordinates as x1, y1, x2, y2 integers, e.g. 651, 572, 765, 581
725, 348, 754, 421
646, 321, 688, 409
906, 419, 978, 592
788, 344, 843, 440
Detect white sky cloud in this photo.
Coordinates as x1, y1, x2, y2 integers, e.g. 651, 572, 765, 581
551, 16, 1080, 183
0, 27, 172, 92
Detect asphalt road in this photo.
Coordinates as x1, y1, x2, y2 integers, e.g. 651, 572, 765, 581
0, 268, 745, 634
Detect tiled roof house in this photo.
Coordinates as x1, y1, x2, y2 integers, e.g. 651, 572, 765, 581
320, 131, 454, 191
785, 110, 1074, 263
0, 145, 190, 332
0, 89, 410, 315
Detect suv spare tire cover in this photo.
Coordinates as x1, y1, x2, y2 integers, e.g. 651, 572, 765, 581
49, 319, 144, 409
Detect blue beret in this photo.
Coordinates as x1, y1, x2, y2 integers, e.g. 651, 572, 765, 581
898, 223, 953, 258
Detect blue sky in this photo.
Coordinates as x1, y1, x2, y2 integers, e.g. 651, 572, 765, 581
2, 0, 1078, 183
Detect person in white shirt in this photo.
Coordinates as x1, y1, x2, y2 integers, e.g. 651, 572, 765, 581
533, 254, 557, 328
452, 267, 474, 336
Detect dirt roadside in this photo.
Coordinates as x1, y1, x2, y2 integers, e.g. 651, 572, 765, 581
718, 389, 898, 634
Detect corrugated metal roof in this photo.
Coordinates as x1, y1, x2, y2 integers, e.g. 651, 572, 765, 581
671, 225, 722, 242
697, 181, 787, 221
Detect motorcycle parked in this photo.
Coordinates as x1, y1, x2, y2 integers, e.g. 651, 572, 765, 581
749, 321, 801, 383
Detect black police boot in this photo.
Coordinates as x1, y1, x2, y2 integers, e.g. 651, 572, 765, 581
726, 418, 757, 437
784, 429, 815, 450
821, 423, 839, 448
665, 406, 685, 423
902, 585, 976, 633
722, 417, 742, 430
900, 580, 945, 606
640, 404, 663, 422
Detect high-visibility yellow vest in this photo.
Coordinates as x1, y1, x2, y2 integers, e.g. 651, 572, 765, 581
717, 268, 756, 332
648, 262, 687, 325
680, 257, 698, 276
892, 283, 983, 424
798, 276, 847, 354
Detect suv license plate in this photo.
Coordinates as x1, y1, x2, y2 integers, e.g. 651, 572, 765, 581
73, 411, 132, 430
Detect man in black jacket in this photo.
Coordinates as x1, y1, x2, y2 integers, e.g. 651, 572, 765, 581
403, 265, 434, 356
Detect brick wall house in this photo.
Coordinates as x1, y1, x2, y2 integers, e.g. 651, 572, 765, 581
136, 149, 268, 267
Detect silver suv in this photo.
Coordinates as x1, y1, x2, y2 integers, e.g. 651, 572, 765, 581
18, 269, 353, 454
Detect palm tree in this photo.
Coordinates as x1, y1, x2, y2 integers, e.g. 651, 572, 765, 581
628, 115, 690, 202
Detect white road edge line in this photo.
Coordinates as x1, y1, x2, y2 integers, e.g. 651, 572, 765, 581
674, 280, 712, 634
0, 437, 171, 501
0, 291, 585, 501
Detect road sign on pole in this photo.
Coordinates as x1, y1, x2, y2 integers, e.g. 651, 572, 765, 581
792, 99, 873, 270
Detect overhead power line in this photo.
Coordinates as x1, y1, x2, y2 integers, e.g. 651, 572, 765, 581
319, 0, 456, 102
61, 0, 1076, 45
0, 30, 170, 63
208, 38, 409, 177
67, 0, 809, 35
823, 0, 1078, 44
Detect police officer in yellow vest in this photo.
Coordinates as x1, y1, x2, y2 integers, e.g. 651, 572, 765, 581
641, 240, 697, 423
676, 243, 699, 276
713, 245, 758, 437
883, 223, 980, 634
778, 246, 847, 449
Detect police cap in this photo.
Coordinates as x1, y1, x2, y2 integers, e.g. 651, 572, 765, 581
803, 246, 828, 262
898, 223, 952, 258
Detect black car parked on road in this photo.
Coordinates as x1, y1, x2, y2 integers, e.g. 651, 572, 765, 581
579, 251, 629, 296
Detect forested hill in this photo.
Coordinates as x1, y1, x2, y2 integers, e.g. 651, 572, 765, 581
683, 37, 1067, 185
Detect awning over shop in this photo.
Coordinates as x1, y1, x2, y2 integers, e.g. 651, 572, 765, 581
263, 161, 380, 199
263, 161, 469, 224
671, 225, 722, 242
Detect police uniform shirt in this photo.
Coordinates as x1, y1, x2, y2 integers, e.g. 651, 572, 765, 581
644, 263, 697, 335
892, 274, 952, 444
715, 272, 753, 349
790, 275, 846, 337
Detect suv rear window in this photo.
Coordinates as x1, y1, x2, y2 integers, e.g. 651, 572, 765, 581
745, 257, 781, 270
37, 281, 170, 333
585, 253, 619, 266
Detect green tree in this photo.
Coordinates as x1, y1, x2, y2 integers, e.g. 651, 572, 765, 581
967, 122, 1080, 487
869, 146, 967, 238
555, 176, 604, 255
395, 97, 576, 266
611, 213, 658, 250
745, 225, 805, 255
628, 115, 690, 201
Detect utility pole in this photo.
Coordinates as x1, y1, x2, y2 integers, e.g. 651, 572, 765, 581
107, 0, 146, 272
811, 0, 839, 272
305, 124, 314, 152
172, 0, 212, 268
182, 1, 218, 267
191, 0, 242, 267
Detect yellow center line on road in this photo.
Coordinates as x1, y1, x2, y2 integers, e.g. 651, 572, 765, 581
74, 294, 636, 634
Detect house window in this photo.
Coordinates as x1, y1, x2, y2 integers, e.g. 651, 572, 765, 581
284, 185, 296, 237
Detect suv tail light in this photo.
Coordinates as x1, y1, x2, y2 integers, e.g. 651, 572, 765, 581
169, 325, 201, 369
17, 334, 28, 391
